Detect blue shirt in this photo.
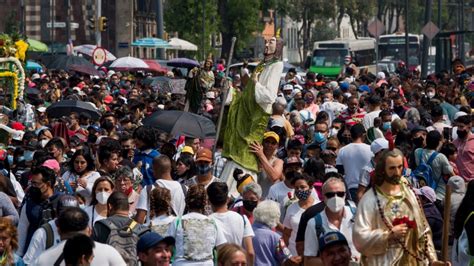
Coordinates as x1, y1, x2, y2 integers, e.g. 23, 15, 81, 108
133, 149, 160, 186
252, 222, 286, 266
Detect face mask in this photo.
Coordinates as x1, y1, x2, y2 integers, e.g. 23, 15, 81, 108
304, 97, 314, 104
79, 204, 86, 209
325, 195, 345, 213
314, 132, 327, 143
329, 128, 339, 137
295, 189, 311, 201
197, 164, 211, 175
29, 186, 43, 203
343, 92, 352, 98
96, 191, 111, 205
455, 104, 462, 110
39, 139, 49, 148
242, 200, 258, 212
18, 156, 25, 162
382, 122, 391, 131
323, 97, 330, 103
341, 136, 352, 145
24, 151, 34, 162
7, 155, 13, 165
457, 129, 468, 139
413, 136, 424, 147
427, 92, 435, 99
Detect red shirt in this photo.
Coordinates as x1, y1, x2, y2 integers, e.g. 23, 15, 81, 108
453, 134, 474, 181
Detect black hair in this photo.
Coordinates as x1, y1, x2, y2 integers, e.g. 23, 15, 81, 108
368, 94, 382, 105
69, 148, 95, 174
315, 111, 329, 124
133, 126, 157, 150
379, 109, 392, 119
107, 191, 129, 212
64, 234, 95, 266
31, 166, 56, 188
430, 105, 444, 118
350, 123, 366, 140
426, 130, 442, 150
303, 157, 325, 181
207, 182, 228, 207
45, 137, 65, 151
290, 172, 314, 188
455, 115, 471, 125
98, 148, 118, 165
57, 207, 89, 234
287, 139, 303, 152
440, 142, 457, 157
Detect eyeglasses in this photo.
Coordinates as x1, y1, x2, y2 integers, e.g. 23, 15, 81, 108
325, 191, 345, 198
326, 147, 337, 151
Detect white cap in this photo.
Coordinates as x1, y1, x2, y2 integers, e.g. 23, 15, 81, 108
454, 111, 468, 120
370, 138, 389, 154
283, 84, 294, 91
37, 106, 47, 113
206, 91, 215, 99
31, 73, 40, 80
377, 72, 386, 80
328, 81, 338, 90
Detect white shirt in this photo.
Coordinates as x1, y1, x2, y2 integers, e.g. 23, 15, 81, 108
283, 201, 316, 256
336, 143, 373, 189
84, 205, 106, 227
304, 206, 360, 259
320, 101, 347, 125
150, 215, 176, 236
166, 212, 226, 266
210, 211, 254, 245
136, 179, 186, 224
254, 61, 284, 114
32, 240, 126, 266
62, 171, 100, 204
23, 219, 61, 264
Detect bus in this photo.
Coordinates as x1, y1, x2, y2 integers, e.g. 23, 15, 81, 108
378, 33, 422, 71
308, 38, 376, 78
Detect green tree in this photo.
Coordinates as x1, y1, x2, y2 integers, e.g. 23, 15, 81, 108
164, 0, 218, 60
218, 0, 263, 60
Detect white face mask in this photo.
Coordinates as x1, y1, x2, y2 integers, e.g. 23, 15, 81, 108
40, 139, 49, 148
96, 191, 111, 205
427, 91, 435, 99
329, 128, 339, 137
325, 195, 345, 213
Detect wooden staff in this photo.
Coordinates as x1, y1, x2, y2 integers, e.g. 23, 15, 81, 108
441, 185, 452, 261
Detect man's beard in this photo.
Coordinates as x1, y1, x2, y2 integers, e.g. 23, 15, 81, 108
384, 174, 402, 185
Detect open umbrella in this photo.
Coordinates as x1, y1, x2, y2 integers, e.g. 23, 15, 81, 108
143, 110, 216, 138
74, 45, 117, 61
131, 37, 171, 48
167, 58, 200, 69
69, 64, 103, 77
109, 56, 149, 71
27, 39, 49, 52
143, 60, 168, 74
168, 38, 198, 51
26, 61, 43, 72
46, 100, 101, 120
46, 55, 95, 71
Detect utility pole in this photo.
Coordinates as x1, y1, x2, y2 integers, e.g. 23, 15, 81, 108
20, 0, 25, 35
421, 0, 433, 78
96, 0, 102, 47
65, 0, 71, 44
202, 0, 206, 61
459, 0, 465, 62
156, 0, 165, 59
405, 0, 409, 68
435, 0, 442, 73
50, 0, 55, 54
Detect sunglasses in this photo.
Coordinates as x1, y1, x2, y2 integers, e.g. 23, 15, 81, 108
325, 191, 345, 198
326, 147, 337, 151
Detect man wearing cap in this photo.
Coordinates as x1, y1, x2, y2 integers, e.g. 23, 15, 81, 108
221, 35, 284, 195
137, 232, 175, 266
185, 148, 222, 189
318, 231, 352, 266
357, 138, 389, 201
353, 148, 441, 265
453, 115, 474, 181
249, 131, 284, 198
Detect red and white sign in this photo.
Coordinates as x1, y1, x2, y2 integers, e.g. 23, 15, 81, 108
92, 47, 107, 66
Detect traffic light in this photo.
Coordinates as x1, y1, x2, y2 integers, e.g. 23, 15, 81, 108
99, 16, 108, 32
87, 16, 96, 30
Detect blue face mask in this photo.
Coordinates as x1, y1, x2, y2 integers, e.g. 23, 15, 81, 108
24, 150, 34, 162
7, 155, 13, 165
382, 122, 391, 131
197, 164, 211, 175
314, 132, 328, 150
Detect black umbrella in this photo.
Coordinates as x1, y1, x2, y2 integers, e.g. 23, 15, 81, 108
142, 110, 216, 139
46, 55, 95, 71
46, 100, 101, 120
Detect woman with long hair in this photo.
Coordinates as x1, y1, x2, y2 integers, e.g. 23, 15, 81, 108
61, 148, 100, 204
0, 218, 24, 265
84, 177, 114, 227
174, 155, 195, 184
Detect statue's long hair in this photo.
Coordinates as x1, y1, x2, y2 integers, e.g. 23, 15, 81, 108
374, 148, 404, 186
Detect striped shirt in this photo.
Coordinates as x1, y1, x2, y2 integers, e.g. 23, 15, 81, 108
338, 108, 367, 126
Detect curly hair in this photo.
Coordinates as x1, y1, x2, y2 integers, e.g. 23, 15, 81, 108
186, 184, 208, 214
253, 200, 280, 228
0, 218, 19, 265
149, 186, 172, 219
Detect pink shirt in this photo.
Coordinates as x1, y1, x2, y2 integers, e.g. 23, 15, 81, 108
453, 134, 474, 181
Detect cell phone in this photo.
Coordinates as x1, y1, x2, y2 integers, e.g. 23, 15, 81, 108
443, 127, 452, 142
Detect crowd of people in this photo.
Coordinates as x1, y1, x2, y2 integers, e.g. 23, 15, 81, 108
0, 36, 472, 266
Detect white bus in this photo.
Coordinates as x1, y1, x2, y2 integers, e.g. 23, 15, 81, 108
309, 38, 376, 77
378, 33, 422, 71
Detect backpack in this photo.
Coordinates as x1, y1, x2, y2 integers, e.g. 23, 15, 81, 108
99, 219, 141, 266
411, 150, 440, 189
41, 222, 55, 250
313, 202, 356, 240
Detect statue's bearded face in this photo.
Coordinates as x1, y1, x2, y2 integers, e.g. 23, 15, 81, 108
264, 37, 277, 56
383, 155, 404, 185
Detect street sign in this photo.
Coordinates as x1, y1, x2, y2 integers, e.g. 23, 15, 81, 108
422, 21, 440, 40
46, 22, 66, 28
92, 47, 107, 66
368, 19, 385, 38
71, 23, 79, 29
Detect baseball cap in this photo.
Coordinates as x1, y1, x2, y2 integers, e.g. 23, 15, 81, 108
339, 82, 349, 91
234, 170, 255, 194
319, 231, 349, 253
104, 95, 113, 104
137, 232, 175, 253
181, 146, 194, 155
358, 85, 371, 93
454, 111, 468, 120
269, 117, 285, 129
42, 159, 60, 172
31, 73, 40, 80
263, 131, 280, 143
370, 138, 389, 154
414, 186, 436, 203
196, 148, 213, 163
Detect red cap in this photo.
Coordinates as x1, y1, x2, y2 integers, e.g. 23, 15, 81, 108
196, 148, 213, 163
10, 121, 25, 131
104, 95, 113, 104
